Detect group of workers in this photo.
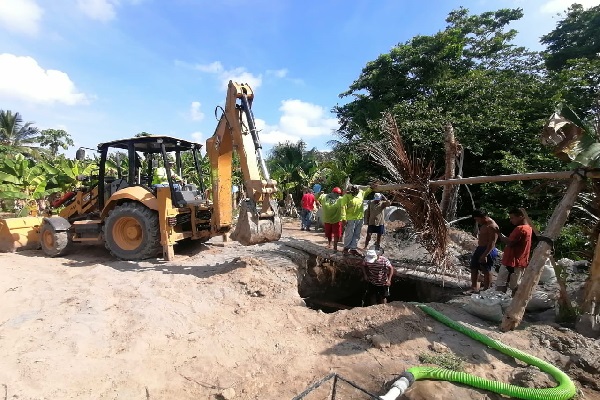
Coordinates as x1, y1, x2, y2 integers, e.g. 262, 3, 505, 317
300, 184, 395, 306
300, 185, 537, 306
300, 184, 391, 255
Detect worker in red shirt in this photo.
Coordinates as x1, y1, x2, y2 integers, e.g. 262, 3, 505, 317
300, 188, 318, 231
495, 208, 533, 295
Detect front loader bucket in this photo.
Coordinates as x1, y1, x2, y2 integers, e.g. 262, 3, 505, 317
0, 216, 43, 252
230, 200, 282, 246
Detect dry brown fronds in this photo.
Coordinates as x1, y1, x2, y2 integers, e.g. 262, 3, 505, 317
361, 113, 449, 273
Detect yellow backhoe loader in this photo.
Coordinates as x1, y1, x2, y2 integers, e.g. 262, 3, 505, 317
0, 80, 281, 260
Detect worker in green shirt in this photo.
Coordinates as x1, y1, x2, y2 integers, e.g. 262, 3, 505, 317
318, 187, 345, 252
153, 160, 184, 188
341, 185, 372, 256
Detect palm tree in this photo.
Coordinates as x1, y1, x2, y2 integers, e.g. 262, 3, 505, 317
267, 140, 318, 200
0, 110, 42, 156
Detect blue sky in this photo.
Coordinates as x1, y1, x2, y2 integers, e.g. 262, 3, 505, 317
1, 0, 598, 157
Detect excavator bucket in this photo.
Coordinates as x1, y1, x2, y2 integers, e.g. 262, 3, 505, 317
0, 216, 43, 252
230, 200, 282, 246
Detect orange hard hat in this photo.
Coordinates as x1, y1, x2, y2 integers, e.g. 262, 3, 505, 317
332, 187, 342, 194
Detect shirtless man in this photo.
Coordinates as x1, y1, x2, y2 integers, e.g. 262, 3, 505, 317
465, 209, 499, 294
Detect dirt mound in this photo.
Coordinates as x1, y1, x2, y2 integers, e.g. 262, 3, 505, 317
0, 222, 598, 399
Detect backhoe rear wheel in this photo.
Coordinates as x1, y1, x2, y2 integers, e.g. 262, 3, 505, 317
103, 202, 161, 260
40, 222, 72, 257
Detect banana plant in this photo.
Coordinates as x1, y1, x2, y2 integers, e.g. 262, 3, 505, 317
544, 104, 600, 335
0, 154, 60, 200
45, 157, 97, 193
542, 104, 600, 167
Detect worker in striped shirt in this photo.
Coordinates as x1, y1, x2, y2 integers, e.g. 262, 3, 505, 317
361, 249, 394, 305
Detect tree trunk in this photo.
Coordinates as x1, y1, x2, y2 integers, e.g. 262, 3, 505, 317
500, 176, 585, 331
575, 233, 600, 338
440, 123, 458, 221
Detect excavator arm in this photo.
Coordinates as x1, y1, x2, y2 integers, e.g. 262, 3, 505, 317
206, 80, 281, 245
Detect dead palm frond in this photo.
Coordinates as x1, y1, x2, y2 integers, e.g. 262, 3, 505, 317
360, 112, 449, 273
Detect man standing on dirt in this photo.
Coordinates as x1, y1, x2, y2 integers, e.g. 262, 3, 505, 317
318, 187, 345, 251
363, 192, 392, 251
362, 249, 394, 305
300, 188, 317, 231
495, 208, 533, 295
464, 209, 499, 295
341, 185, 372, 256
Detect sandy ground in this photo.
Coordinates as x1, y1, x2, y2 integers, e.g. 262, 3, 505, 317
1, 220, 599, 399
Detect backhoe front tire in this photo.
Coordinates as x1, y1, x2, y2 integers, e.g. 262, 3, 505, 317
103, 202, 161, 261
40, 222, 71, 257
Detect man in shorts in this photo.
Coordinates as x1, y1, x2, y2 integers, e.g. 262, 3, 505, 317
318, 187, 345, 251
363, 192, 391, 250
465, 209, 499, 294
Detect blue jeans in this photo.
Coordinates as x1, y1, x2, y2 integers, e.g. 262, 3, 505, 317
300, 209, 313, 229
343, 219, 362, 250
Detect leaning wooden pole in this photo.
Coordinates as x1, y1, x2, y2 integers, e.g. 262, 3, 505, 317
500, 175, 586, 331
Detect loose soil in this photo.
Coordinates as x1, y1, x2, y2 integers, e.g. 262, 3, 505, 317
1, 220, 599, 399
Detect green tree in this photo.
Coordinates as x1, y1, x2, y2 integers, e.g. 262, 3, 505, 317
334, 7, 561, 219
0, 110, 42, 156
542, 5, 600, 126
541, 4, 600, 72
39, 129, 74, 157
267, 140, 319, 200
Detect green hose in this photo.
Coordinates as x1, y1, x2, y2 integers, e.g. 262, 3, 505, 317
406, 304, 576, 400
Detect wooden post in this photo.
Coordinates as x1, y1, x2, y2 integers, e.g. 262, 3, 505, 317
440, 123, 458, 221
371, 170, 600, 191
500, 176, 585, 331
576, 233, 600, 337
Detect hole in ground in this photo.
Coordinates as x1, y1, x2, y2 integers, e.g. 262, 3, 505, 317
298, 258, 462, 313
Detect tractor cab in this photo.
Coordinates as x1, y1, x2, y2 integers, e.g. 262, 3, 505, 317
92, 136, 207, 208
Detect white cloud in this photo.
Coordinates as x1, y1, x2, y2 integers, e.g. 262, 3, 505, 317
193, 61, 263, 89
190, 131, 203, 143
540, 0, 600, 13
0, 53, 89, 105
195, 61, 223, 74
189, 101, 204, 121
266, 69, 288, 78
77, 0, 117, 22
255, 100, 339, 145
0, 0, 44, 36
76, 0, 144, 22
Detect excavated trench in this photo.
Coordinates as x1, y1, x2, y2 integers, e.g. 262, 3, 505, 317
287, 246, 463, 313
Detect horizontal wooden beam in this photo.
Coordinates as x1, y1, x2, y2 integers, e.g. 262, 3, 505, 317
372, 170, 600, 191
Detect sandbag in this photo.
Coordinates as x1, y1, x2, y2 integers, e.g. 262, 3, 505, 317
526, 290, 555, 311
539, 257, 557, 284
464, 289, 512, 322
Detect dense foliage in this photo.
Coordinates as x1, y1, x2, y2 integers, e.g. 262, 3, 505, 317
1, 4, 599, 260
